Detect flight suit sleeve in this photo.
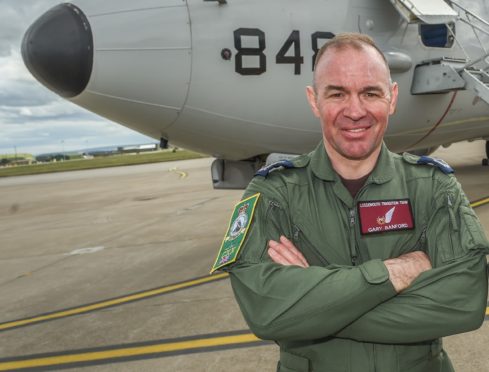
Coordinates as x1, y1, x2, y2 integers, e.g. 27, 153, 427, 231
227, 178, 397, 342
335, 175, 489, 344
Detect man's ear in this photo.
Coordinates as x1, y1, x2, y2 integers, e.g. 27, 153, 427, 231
306, 86, 320, 118
389, 82, 399, 115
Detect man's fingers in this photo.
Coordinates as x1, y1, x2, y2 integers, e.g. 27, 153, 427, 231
269, 241, 301, 266
268, 245, 293, 266
279, 236, 309, 267
268, 239, 309, 268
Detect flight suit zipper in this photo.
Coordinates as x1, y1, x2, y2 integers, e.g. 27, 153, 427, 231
349, 208, 358, 266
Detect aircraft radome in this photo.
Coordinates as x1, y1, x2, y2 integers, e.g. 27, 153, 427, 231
22, 0, 489, 188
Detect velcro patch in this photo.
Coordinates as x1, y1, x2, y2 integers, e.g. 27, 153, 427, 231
358, 199, 414, 235
210, 193, 260, 273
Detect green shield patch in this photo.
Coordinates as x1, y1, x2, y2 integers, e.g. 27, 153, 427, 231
210, 193, 260, 273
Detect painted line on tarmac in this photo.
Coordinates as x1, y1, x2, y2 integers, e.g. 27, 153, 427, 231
0, 330, 269, 371
1, 196, 487, 333
0, 273, 229, 332
471, 196, 489, 209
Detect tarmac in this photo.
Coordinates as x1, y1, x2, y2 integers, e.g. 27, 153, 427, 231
0, 140, 488, 371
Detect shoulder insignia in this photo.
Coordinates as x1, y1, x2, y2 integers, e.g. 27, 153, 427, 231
417, 155, 454, 174
210, 193, 260, 274
402, 153, 453, 174
255, 160, 295, 177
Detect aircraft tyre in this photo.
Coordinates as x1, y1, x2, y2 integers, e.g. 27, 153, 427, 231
483, 141, 489, 166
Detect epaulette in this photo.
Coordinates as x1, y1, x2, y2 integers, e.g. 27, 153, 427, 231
402, 153, 454, 174
255, 160, 295, 177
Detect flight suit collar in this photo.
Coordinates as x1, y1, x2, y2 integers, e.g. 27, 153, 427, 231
368, 143, 396, 185
310, 141, 395, 185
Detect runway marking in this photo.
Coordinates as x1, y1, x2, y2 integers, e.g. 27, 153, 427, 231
0, 330, 268, 371
67, 246, 105, 255
470, 196, 489, 209
0, 273, 229, 332
1, 196, 487, 333
168, 167, 188, 179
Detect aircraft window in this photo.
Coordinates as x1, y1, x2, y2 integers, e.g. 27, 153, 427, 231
419, 23, 454, 48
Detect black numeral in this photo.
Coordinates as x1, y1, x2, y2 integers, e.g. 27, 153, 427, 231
234, 28, 266, 75
275, 30, 303, 75
311, 31, 335, 70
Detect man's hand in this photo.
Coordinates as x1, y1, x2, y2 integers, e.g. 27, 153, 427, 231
268, 236, 309, 268
384, 251, 432, 293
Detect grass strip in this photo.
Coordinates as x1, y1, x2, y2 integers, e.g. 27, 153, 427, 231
0, 150, 206, 177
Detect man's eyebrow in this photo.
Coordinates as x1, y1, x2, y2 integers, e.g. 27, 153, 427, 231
322, 85, 347, 93
324, 85, 346, 91
321, 85, 388, 95
360, 85, 385, 93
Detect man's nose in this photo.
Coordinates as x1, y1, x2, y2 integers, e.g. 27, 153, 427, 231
343, 95, 367, 120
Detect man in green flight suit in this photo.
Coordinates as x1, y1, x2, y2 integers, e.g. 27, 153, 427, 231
211, 33, 489, 372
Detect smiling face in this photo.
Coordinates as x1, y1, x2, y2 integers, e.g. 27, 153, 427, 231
306, 44, 398, 167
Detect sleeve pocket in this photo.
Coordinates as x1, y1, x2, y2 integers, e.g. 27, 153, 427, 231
460, 206, 489, 252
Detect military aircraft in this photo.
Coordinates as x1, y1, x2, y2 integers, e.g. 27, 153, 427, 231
22, 0, 489, 188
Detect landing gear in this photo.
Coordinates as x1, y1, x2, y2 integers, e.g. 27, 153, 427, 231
483, 141, 489, 166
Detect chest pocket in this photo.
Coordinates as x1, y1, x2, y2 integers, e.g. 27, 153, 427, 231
292, 224, 330, 267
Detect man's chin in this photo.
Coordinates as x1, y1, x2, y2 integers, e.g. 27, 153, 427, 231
337, 145, 380, 162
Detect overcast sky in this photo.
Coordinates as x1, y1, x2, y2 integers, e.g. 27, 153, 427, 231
3, 1, 488, 156
0, 0, 154, 155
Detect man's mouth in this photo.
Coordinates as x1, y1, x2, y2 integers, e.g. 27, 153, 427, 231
345, 128, 367, 133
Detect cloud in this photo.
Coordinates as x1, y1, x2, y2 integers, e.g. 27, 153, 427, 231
0, 1, 154, 156
0, 1, 62, 57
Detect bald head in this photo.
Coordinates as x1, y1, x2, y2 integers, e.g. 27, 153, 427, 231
313, 33, 391, 91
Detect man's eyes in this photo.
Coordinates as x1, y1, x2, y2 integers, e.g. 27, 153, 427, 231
324, 91, 384, 99
364, 91, 381, 98
326, 92, 344, 98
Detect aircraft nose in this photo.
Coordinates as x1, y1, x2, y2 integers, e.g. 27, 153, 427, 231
21, 3, 93, 98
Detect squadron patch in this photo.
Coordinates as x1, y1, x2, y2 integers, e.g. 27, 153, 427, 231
210, 193, 260, 273
358, 199, 414, 235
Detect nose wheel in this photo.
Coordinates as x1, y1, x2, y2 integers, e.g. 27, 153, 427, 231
483, 141, 489, 166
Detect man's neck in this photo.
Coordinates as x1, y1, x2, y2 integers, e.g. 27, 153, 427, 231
324, 144, 381, 180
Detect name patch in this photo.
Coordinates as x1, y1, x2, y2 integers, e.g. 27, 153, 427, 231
358, 199, 414, 235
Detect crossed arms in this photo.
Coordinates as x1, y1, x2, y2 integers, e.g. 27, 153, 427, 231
229, 183, 489, 344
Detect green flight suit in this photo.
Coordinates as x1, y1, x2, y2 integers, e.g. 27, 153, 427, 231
225, 142, 489, 372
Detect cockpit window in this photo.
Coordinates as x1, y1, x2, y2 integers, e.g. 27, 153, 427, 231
419, 23, 455, 48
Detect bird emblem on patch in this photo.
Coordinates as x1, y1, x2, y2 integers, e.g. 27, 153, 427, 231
228, 204, 250, 239
210, 193, 260, 273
